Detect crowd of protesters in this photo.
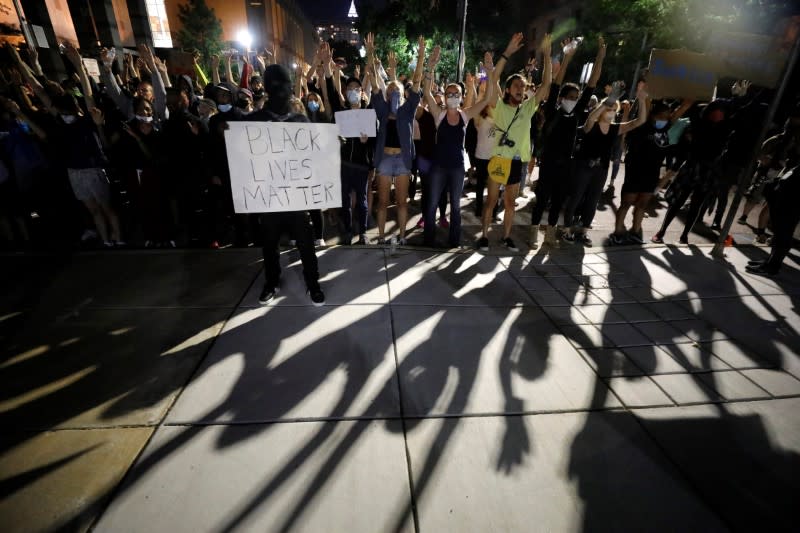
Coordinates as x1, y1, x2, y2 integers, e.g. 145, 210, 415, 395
0, 29, 798, 279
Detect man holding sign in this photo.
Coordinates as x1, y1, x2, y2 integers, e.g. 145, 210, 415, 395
231, 64, 333, 306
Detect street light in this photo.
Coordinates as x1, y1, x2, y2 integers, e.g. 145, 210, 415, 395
237, 29, 253, 51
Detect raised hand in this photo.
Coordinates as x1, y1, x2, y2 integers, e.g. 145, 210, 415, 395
540, 33, 552, 58
365, 32, 375, 55
100, 47, 115, 67
504, 33, 525, 57
387, 50, 397, 74
354, 64, 361, 79
255, 54, 266, 71
319, 41, 332, 64
417, 35, 426, 58
62, 42, 83, 67
428, 45, 441, 68
27, 44, 39, 65
88, 107, 104, 126
211, 54, 220, 69
483, 51, 494, 73
465, 71, 475, 88
596, 35, 607, 60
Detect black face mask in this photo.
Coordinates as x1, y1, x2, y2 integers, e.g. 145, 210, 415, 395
253, 88, 265, 99
236, 99, 251, 110
263, 65, 293, 115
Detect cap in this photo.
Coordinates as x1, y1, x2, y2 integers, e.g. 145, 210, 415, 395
239, 88, 253, 99
345, 77, 361, 88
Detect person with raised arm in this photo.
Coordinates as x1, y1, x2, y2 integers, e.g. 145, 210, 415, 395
477, 32, 552, 252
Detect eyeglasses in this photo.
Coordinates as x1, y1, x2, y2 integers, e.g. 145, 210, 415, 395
445, 92, 460, 98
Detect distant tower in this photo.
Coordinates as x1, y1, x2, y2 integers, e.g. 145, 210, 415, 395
348, 0, 358, 18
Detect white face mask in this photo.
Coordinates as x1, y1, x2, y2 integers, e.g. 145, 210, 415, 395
560, 99, 577, 113
446, 96, 460, 109
218, 103, 232, 113
347, 90, 362, 105
135, 115, 154, 123
604, 110, 616, 122
61, 114, 77, 124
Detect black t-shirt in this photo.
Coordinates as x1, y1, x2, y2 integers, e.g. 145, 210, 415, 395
575, 122, 620, 165
625, 122, 671, 179
541, 83, 594, 162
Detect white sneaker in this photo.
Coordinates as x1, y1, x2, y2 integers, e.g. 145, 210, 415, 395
314, 238, 326, 247
289, 239, 297, 246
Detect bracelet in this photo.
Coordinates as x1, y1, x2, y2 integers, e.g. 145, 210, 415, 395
500, 54, 509, 62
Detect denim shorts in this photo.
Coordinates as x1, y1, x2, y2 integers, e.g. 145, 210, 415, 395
377, 153, 411, 178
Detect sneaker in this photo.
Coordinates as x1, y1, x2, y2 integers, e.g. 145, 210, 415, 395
308, 285, 325, 306
477, 236, 489, 251
577, 233, 593, 247
503, 237, 519, 252
755, 233, 768, 244
562, 231, 576, 243
103, 240, 114, 248
438, 217, 450, 228
356, 234, 367, 245
679, 234, 689, 244
81, 229, 98, 242
528, 225, 539, 249
289, 239, 297, 246
747, 259, 766, 266
314, 238, 326, 247
258, 284, 279, 305
609, 232, 625, 245
627, 230, 644, 244
376, 237, 386, 245
168, 240, 177, 248
737, 216, 748, 225
340, 233, 352, 245
210, 240, 220, 249
710, 222, 722, 232
144, 240, 153, 248
397, 237, 407, 246
651, 233, 664, 244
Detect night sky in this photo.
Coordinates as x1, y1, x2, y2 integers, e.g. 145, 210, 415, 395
296, 0, 388, 23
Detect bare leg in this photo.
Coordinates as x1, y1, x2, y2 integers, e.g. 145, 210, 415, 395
503, 183, 520, 239
482, 181, 501, 237
632, 194, 652, 233
377, 175, 391, 239
394, 174, 410, 240
83, 198, 110, 242
758, 204, 770, 232
98, 200, 121, 242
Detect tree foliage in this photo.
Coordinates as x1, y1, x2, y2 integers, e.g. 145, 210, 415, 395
175, 0, 224, 70
355, 0, 513, 81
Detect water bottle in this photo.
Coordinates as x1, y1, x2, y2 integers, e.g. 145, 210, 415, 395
563, 36, 583, 55
389, 236, 397, 256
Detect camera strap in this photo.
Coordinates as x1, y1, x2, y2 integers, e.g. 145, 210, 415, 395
495, 105, 522, 145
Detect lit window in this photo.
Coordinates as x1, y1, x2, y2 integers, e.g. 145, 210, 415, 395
145, 0, 172, 48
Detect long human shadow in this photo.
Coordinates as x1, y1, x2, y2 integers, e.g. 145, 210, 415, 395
0, 248, 264, 530
568, 246, 800, 530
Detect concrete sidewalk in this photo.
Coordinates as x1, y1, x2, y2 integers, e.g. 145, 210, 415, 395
1, 241, 799, 532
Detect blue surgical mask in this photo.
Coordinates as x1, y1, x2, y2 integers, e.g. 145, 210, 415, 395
390, 91, 401, 114
307, 100, 320, 113
655, 119, 668, 129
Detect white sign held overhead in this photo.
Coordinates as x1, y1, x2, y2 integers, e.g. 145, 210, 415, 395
225, 121, 342, 213
334, 109, 377, 138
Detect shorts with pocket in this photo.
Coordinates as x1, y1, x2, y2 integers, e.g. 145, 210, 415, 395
68, 168, 110, 203
377, 153, 411, 178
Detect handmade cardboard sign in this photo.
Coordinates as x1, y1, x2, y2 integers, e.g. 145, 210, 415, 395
334, 109, 377, 138
707, 31, 786, 88
225, 121, 342, 213
646, 49, 717, 100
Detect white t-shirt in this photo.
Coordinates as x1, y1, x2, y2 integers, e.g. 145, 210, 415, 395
475, 115, 497, 160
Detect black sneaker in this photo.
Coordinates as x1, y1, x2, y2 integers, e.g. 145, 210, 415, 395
747, 259, 766, 266
259, 284, 279, 305
577, 233, 593, 247
502, 237, 519, 252
737, 216, 748, 225
308, 285, 325, 306
356, 234, 367, 245
628, 231, 644, 244
651, 233, 665, 244
609, 232, 624, 245
477, 236, 489, 251
710, 222, 722, 232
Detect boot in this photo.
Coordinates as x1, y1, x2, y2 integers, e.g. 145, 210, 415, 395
528, 225, 539, 249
